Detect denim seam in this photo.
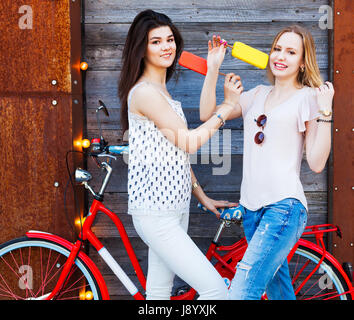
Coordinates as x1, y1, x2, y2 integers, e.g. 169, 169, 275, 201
276, 271, 286, 300
278, 204, 295, 237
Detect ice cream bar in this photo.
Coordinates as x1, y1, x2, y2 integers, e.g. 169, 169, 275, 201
228, 41, 269, 69
178, 51, 226, 76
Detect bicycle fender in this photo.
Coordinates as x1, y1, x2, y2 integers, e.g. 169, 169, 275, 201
26, 230, 110, 300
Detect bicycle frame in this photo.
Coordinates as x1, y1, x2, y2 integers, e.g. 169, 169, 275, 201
26, 200, 353, 300
288, 224, 353, 299
14, 103, 351, 300
172, 223, 354, 300
28, 198, 146, 300
82, 199, 146, 299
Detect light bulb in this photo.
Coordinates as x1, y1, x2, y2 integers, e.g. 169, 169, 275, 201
80, 62, 88, 70
82, 139, 91, 148
85, 291, 93, 300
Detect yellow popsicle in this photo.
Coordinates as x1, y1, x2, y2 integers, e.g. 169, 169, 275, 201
231, 41, 269, 69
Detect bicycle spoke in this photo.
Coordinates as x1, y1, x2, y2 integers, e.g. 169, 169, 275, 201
0, 271, 22, 300
35, 256, 64, 298
56, 276, 88, 300
305, 290, 340, 300
299, 273, 330, 299
0, 239, 102, 300
0, 291, 24, 300
56, 266, 82, 300
1, 254, 36, 298
35, 251, 63, 297
323, 290, 354, 300
292, 259, 310, 285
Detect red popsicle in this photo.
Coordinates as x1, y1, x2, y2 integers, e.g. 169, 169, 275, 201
178, 51, 226, 76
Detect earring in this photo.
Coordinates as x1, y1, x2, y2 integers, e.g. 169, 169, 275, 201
300, 65, 305, 72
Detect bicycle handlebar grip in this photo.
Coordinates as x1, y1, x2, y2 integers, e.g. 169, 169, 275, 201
108, 145, 129, 155
197, 202, 244, 222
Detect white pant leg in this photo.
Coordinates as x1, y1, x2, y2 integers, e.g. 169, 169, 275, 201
132, 213, 228, 300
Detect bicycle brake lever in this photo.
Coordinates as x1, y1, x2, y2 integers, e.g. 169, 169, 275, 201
97, 153, 117, 161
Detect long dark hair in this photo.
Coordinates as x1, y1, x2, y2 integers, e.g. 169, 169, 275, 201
118, 10, 184, 134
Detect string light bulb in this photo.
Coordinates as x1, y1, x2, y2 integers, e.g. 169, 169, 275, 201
75, 217, 86, 228
73, 138, 91, 149
82, 139, 91, 148
79, 289, 93, 300
74, 140, 81, 148
80, 62, 88, 70
79, 290, 86, 300
85, 291, 93, 300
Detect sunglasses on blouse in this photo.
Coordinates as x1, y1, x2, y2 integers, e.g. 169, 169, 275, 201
254, 114, 267, 144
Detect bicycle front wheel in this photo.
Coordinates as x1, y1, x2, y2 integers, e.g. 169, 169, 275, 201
0, 237, 102, 300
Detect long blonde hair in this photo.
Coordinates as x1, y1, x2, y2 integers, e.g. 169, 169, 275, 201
266, 25, 323, 88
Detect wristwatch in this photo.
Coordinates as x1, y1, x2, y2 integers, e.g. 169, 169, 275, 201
318, 109, 332, 117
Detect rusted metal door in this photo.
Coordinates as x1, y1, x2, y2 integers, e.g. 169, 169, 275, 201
331, 0, 354, 267
0, 0, 84, 243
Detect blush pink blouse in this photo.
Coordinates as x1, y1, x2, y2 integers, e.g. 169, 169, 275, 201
239, 85, 320, 211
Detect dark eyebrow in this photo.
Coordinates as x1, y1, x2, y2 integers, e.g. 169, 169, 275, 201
149, 34, 174, 40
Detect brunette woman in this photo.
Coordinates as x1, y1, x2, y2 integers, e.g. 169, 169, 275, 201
118, 9, 241, 300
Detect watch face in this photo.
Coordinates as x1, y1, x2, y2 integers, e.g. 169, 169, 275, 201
320, 109, 331, 116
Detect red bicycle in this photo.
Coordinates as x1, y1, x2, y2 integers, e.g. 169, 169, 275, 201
0, 104, 352, 300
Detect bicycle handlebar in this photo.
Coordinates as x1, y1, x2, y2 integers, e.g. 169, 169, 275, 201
107, 145, 129, 155
88, 139, 128, 168
197, 202, 244, 223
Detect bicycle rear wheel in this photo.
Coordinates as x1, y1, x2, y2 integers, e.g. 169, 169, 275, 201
0, 237, 102, 300
215, 243, 352, 300
290, 244, 352, 300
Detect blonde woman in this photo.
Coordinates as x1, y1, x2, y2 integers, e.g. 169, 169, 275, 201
200, 26, 334, 299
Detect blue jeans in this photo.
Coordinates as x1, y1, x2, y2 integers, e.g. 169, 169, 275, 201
228, 198, 307, 300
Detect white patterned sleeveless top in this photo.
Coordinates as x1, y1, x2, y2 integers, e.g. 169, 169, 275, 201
127, 82, 191, 216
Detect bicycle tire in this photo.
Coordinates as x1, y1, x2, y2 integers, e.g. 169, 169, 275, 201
292, 244, 352, 300
214, 243, 352, 300
0, 237, 103, 300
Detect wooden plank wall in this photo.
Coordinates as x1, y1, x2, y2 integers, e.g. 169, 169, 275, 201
83, 0, 330, 299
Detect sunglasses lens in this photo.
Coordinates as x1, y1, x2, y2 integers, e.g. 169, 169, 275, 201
256, 114, 267, 127
254, 131, 264, 144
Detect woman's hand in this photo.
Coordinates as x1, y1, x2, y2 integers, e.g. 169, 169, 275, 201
315, 81, 334, 112
207, 35, 227, 72
223, 73, 243, 106
199, 196, 239, 218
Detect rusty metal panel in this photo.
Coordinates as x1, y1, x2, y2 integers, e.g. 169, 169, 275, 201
332, 0, 354, 266
0, 0, 84, 244
0, 96, 74, 242
0, 0, 71, 93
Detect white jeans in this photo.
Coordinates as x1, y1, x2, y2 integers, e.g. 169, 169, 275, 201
132, 212, 228, 300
